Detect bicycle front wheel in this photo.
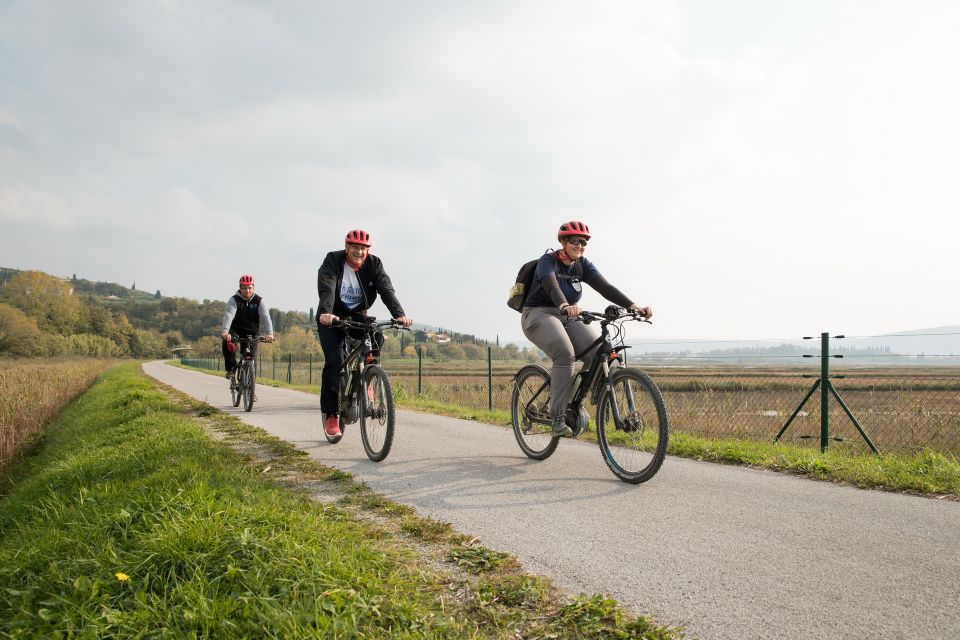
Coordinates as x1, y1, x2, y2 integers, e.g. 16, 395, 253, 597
596, 368, 668, 484
231, 373, 241, 407
360, 365, 395, 462
511, 366, 559, 460
242, 362, 256, 412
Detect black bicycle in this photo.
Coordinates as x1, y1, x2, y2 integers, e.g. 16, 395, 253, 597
510, 306, 669, 483
229, 335, 265, 412
329, 317, 407, 462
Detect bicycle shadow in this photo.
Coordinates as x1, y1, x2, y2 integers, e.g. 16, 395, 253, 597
349, 454, 650, 510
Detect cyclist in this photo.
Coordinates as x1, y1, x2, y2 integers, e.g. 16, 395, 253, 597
521, 221, 652, 437
316, 229, 414, 439
221, 274, 275, 385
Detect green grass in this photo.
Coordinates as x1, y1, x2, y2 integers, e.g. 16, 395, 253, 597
0, 363, 681, 639
173, 361, 960, 499
668, 432, 960, 497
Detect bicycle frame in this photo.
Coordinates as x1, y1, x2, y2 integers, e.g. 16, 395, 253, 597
335, 318, 403, 424
521, 310, 642, 428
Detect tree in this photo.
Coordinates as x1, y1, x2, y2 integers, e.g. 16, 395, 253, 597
3, 270, 83, 334
194, 335, 221, 357
155, 290, 161, 299
274, 326, 322, 356
0, 303, 44, 356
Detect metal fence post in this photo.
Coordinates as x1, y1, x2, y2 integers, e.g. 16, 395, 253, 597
417, 347, 423, 395
309, 353, 313, 385
272, 353, 276, 380
488, 346, 493, 411
287, 353, 292, 384
820, 332, 830, 452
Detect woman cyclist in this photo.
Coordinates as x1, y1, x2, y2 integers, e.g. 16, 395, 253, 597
521, 221, 652, 437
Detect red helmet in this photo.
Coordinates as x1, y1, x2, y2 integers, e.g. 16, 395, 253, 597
345, 229, 372, 247
558, 220, 591, 241
239, 274, 255, 286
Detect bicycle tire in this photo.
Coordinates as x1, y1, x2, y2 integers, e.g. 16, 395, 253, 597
242, 362, 256, 412
511, 365, 560, 460
359, 365, 395, 462
231, 373, 241, 407
596, 368, 668, 484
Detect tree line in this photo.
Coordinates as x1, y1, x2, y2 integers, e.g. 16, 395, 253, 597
0, 269, 543, 362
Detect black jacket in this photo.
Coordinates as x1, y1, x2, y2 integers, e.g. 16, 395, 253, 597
316, 251, 405, 320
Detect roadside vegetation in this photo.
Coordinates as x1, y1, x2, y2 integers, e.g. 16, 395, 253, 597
0, 358, 111, 474
0, 363, 680, 638
176, 363, 960, 498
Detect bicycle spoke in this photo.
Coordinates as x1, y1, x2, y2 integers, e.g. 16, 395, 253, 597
597, 369, 668, 483
511, 367, 559, 460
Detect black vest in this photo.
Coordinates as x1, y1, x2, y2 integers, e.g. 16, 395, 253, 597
230, 293, 263, 336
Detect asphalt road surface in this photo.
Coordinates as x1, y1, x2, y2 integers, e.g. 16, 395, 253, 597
144, 361, 960, 640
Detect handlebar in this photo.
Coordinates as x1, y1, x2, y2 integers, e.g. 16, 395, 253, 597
577, 306, 651, 325
334, 317, 409, 331
228, 334, 269, 343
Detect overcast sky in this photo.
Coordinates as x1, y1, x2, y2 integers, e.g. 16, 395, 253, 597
2, 1, 958, 343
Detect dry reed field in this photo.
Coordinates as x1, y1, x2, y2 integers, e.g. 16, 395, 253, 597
0, 359, 111, 471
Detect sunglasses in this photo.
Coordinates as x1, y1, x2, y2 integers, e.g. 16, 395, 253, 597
565, 238, 588, 247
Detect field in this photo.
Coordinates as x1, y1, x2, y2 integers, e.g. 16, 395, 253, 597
0, 358, 111, 472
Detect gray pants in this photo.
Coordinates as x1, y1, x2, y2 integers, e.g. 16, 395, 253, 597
521, 306, 601, 420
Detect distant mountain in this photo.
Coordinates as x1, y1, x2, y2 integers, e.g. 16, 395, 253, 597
628, 325, 960, 364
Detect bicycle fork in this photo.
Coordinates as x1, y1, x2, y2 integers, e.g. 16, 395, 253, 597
601, 360, 638, 429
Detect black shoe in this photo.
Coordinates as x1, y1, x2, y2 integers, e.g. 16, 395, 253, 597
551, 417, 573, 438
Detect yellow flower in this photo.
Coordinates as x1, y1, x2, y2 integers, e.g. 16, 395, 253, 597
115, 572, 130, 582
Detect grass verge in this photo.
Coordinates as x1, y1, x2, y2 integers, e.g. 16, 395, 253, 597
173, 361, 960, 499
0, 363, 680, 638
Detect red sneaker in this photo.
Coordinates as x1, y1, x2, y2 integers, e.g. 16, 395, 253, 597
324, 415, 341, 438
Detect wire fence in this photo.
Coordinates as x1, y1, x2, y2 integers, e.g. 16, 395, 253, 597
181, 332, 960, 456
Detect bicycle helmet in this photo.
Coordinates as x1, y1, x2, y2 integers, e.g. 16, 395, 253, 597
345, 229, 372, 247
557, 221, 590, 241
239, 274, 255, 286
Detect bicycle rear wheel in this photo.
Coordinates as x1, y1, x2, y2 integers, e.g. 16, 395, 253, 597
511, 366, 559, 460
360, 365, 395, 462
596, 368, 668, 483
242, 362, 256, 412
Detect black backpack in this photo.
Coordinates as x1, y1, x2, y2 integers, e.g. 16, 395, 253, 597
507, 251, 583, 312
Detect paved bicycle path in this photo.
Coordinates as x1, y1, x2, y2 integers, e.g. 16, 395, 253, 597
144, 361, 960, 640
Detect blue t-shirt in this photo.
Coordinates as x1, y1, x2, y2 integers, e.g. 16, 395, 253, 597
525, 253, 601, 308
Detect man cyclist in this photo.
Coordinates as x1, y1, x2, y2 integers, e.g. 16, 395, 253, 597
316, 229, 413, 439
521, 221, 652, 437
221, 274, 275, 386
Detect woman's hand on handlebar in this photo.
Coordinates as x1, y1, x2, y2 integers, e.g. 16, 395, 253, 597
319, 313, 340, 326
629, 304, 652, 320
561, 304, 581, 318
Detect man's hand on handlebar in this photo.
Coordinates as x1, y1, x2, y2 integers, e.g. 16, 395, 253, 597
264, 335, 274, 343
562, 305, 581, 318
319, 313, 340, 326
394, 316, 414, 327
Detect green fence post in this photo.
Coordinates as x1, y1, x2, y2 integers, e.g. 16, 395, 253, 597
417, 347, 423, 395
488, 346, 493, 411
820, 332, 830, 452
